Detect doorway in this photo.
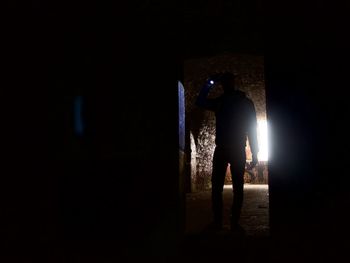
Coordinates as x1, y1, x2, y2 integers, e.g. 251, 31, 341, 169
183, 53, 269, 236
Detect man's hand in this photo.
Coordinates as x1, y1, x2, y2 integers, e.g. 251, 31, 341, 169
247, 154, 258, 170
250, 154, 259, 168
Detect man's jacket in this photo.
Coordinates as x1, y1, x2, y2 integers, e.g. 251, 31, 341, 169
196, 87, 259, 156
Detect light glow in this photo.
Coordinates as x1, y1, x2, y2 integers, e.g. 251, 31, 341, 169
257, 119, 269, 161
210, 80, 214, 85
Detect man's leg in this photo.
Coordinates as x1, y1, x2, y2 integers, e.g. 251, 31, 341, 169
211, 147, 228, 228
230, 151, 246, 227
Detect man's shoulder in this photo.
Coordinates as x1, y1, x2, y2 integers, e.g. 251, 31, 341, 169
234, 91, 252, 103
238, 93, 255, 110
238, 92, 253, 103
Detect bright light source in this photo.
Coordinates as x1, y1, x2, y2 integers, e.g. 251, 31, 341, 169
257, 119, 269, 161
210, 80, 214, 85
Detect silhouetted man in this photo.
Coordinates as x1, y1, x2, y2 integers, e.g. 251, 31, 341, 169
196, 72, 259, 232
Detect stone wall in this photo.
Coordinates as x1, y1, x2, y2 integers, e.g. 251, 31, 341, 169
184, 53, 266, 191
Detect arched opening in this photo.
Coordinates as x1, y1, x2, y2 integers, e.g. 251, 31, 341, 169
184, 53, 269, 236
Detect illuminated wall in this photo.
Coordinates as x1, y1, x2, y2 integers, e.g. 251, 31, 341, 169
184, 53, 267, 191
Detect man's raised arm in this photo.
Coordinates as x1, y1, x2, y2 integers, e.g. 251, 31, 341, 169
196, 78, 219, 111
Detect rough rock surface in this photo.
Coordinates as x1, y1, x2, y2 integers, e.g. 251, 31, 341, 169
184, 53, 266, 191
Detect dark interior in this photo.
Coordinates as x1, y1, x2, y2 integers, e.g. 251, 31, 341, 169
2, 1, 350, 262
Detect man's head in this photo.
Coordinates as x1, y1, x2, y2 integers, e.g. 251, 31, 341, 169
220, 72, 236, 92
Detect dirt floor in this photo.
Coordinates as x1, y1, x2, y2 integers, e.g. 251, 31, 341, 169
185, 184, 269, 236
180, 184, 270, 263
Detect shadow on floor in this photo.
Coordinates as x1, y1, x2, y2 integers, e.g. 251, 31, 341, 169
185, 184, 269, 237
